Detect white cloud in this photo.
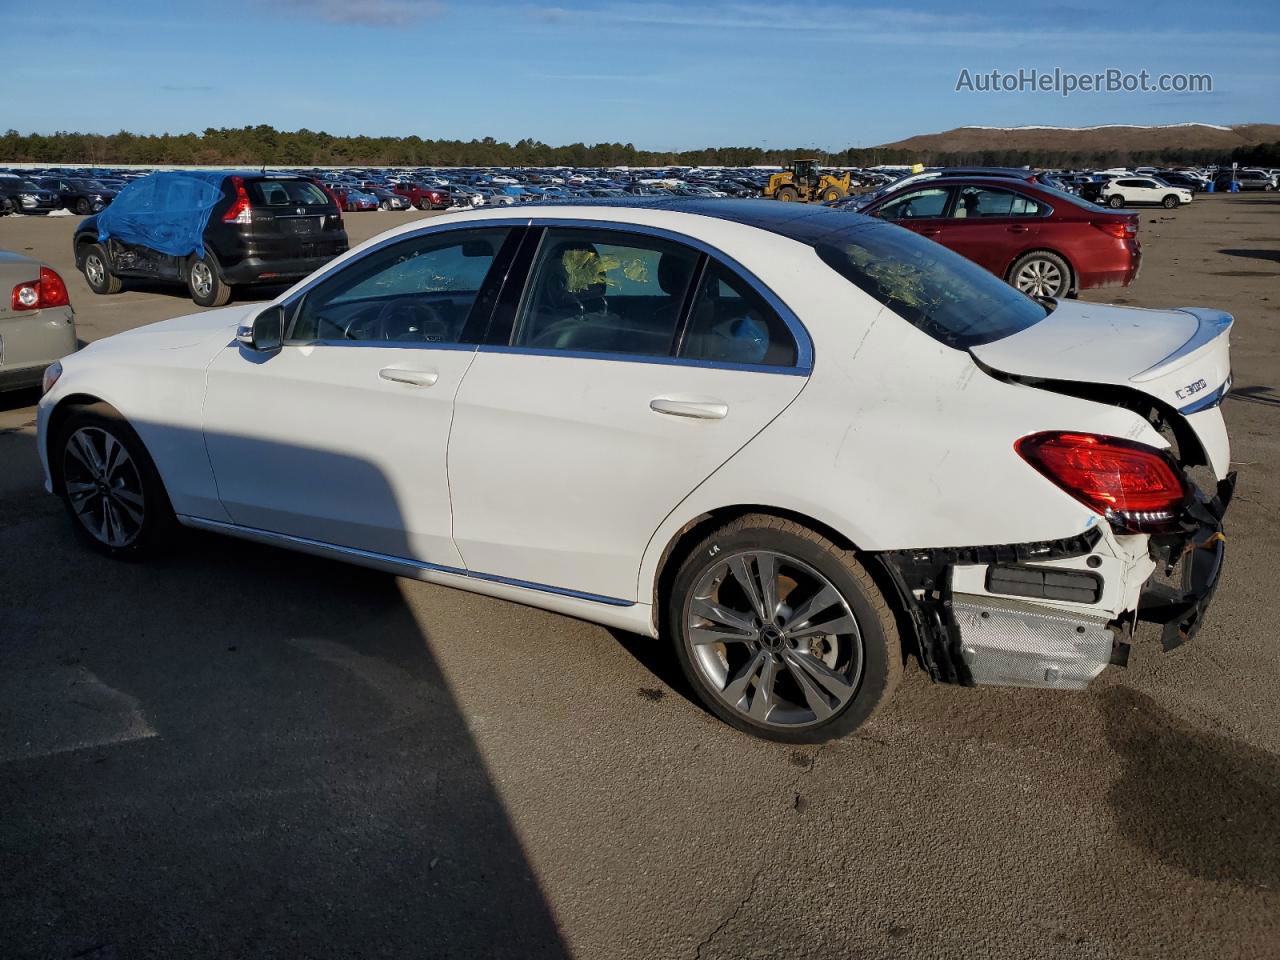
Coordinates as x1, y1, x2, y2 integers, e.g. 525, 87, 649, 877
280, 0, 446, 27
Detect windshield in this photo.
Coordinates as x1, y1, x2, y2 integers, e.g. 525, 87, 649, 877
815, 221, 1049, 349
73, 179, 109, 190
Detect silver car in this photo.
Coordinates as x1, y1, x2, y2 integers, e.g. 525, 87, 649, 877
0, 251, 77, 391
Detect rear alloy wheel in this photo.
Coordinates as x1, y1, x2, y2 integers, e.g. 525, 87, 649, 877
83, 244, 123, 294
669, 515, 901, 743
55, 406, 175, 558
1162, 195, 1180, 209
187, 253, 232, 307
1010, 251, 1071, 298
1108, 195, 1125, 208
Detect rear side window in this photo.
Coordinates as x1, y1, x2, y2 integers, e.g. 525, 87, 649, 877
249, 179, 329, 206
679, 261, 796, 367
512, 228, 699, 357
816, 222, 1048, 350
951, 186, 1043, 218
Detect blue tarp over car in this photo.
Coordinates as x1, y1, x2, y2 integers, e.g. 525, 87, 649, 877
94, 171, 226, 258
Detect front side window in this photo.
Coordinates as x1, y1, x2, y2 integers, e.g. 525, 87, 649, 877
679, 261, 796, 367
950, 186, 1043, 218
512, 229, 699, 357
289, 228, 508, 344
876, 187, 950, 221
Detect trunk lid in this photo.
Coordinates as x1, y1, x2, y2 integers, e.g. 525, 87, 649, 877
971, 298, 1233, 475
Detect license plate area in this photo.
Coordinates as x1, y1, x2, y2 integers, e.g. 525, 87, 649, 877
282, 217, 321, 236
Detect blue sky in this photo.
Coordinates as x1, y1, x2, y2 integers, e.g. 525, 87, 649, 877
4, 0, 1277, 148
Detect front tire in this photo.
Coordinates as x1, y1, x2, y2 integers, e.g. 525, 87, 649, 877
668, 515, 902, 743
820, 187, 845, 203
75, 197, 91, 215
1162, 195, 1180, 208
53, 405, 176, 559
187, 253, 232, 307
82, 244, 123, 295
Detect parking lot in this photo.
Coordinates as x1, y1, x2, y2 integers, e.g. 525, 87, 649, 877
2, 196, 1278, 959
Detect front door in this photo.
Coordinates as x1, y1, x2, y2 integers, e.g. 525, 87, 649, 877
202, 226, 515, 566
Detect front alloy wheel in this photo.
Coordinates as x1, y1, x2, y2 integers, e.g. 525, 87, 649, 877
62, 426, 147, 549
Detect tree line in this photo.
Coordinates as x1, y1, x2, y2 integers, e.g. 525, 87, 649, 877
2, 126, 1277, 169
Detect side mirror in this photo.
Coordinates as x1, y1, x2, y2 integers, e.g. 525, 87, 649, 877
236, 304, 285, 352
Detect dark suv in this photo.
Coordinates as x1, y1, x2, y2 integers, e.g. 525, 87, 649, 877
0, 175, 60, 215
36, 177, 119, 215
73, 172, 348, 306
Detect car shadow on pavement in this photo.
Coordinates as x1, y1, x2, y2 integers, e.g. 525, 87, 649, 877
1217, 248, 1280, 264
0, 425, 569, 960
1101, 686, 1280, 890
1228, 384, 1280, 408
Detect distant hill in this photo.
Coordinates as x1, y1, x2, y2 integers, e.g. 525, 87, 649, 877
875, 123, 1280, 157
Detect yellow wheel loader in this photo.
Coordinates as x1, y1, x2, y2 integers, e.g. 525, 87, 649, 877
764, 159, 852, 203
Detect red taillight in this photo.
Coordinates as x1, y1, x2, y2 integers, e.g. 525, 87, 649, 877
1091, 219, 1137, 240
11, 267, 70, 311
223, 175, 252, 224
1015, 431, 1187, 531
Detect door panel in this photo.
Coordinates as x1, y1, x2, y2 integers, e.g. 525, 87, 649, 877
201, 225, 514, 566
448, 353, 805, 600
203, 342, 475, 566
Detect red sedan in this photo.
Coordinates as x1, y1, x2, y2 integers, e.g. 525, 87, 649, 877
859, 177, 1140, 298
392, 182, 452, 210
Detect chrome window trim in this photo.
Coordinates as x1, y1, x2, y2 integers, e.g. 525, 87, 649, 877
278, 213, 815, 375
179, 516, 634, 607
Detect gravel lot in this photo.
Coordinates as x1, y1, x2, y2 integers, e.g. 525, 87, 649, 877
1, 197, 1278, 960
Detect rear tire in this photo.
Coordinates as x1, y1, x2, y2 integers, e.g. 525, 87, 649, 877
187, 253, 232, 307
53, 404, 177, 559
380, 199, 391, 211
1009, 250, 1071, 298
775, 185, 801, 203
82, 244, 123, 295
1162, 195, 1179, 209
668, 514, 902, 743
1108, 195, 1125, 208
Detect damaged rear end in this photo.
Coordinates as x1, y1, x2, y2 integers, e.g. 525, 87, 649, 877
878, 300, 1235, 689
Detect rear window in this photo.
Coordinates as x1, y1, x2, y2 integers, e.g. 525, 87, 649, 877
815, 222, 1048, 350
248, 179, 330, 206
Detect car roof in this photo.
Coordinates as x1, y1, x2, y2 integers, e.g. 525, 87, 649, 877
514, 196, 880, 245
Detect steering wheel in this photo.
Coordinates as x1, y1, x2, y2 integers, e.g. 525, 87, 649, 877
371, 300, 449, 342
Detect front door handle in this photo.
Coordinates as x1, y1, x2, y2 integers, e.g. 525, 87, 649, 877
650, 398, 729, 420
918, 227, 942, 237
379, 367, 439, 387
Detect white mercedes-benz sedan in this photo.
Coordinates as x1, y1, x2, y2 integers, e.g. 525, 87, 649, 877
37, 198, 1235, 742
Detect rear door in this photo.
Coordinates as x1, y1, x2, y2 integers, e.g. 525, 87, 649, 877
447, 225, 810, 602
941, 184, 1045, 275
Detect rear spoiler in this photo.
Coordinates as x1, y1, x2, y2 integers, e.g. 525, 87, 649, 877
1133, 308, 1233, 382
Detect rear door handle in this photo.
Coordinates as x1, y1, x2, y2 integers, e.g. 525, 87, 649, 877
379, 367, 439, 387
1007, 224, 1029, 234
650, 398, 729, 420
